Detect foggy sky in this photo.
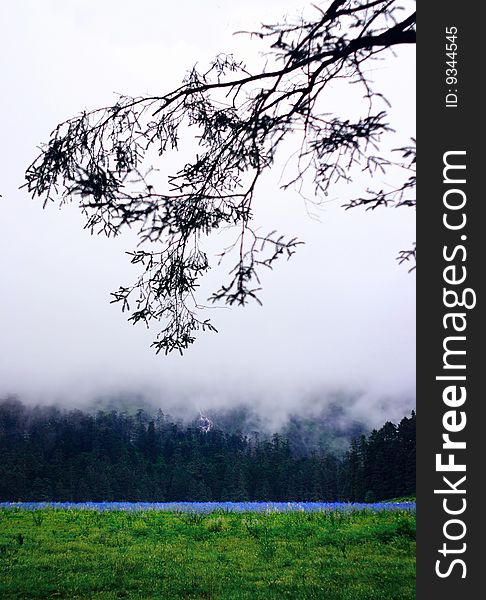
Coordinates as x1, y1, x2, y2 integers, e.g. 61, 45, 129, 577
0, 1, 415, 427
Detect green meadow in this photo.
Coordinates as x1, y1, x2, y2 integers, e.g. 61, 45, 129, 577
0, 508, 415, 599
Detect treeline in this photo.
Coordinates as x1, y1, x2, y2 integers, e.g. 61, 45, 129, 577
0, 398, 415, 502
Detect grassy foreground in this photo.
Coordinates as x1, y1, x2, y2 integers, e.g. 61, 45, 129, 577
0, 508, 415, 599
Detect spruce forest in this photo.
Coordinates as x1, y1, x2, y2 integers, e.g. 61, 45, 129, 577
0, 398, 415, 503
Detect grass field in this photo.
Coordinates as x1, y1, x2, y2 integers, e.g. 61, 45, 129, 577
0, 507, 415, 599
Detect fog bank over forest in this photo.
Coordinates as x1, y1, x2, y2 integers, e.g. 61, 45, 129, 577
1, 383, 415, 433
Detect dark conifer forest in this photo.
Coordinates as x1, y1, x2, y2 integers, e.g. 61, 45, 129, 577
0, 398, 415, 502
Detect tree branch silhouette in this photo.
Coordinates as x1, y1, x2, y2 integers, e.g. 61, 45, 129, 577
24, 0, 416, 354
